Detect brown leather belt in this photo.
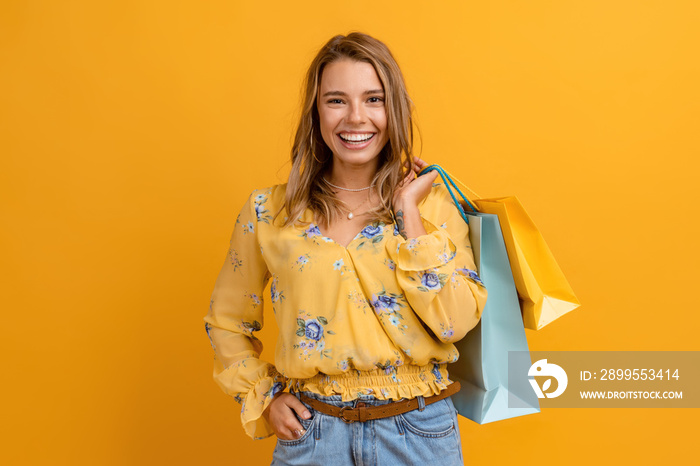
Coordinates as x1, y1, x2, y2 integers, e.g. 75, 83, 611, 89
298, 381, 460, 423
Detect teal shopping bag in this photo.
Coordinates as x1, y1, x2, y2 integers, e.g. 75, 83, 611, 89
421, 165, 540, 424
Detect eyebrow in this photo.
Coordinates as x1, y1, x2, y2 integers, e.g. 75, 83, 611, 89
321, 89, 385, 97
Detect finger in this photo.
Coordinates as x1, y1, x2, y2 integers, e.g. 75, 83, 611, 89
400, 171, 415, 187
281, 423, 306, 439
282, 417, 306, 438
277, 427, 300, 441
275, 409, 306, 440
413, 157, 429, 170
413, 170, 438, 187
423, 170, 439, 183
285, 396, 312, 420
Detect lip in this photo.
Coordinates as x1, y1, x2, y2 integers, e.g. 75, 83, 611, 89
336, 132, 376, 150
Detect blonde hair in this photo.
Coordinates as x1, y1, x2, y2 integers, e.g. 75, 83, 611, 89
281, 32, 415, 227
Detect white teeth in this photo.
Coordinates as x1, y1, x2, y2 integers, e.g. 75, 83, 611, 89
339, 133, 374, 143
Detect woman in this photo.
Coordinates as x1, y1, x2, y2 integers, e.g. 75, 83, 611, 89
204, 32, 487, 465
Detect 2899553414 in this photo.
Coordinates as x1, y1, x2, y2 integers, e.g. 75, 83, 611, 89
586, 369, 680, 381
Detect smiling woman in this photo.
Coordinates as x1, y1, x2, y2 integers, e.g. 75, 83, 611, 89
317, 60, 388, 167
203, 32, 488, 466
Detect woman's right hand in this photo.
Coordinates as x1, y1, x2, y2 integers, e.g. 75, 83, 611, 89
262, 393, 312, 440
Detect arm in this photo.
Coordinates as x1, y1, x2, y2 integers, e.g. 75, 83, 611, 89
390, 160, 487, 342
203, 190, 286, 440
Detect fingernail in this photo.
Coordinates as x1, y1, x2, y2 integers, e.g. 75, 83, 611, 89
303, 410, 311, 419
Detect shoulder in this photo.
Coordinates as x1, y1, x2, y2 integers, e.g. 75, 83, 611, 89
244, 183, 288, 225
247, 183, 288, 207
420, 180, 456, 211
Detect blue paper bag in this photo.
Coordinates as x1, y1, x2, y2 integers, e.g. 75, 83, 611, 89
421, 165, 540, 424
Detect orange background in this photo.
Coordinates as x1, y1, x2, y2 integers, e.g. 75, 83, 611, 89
2, 1, 698, 464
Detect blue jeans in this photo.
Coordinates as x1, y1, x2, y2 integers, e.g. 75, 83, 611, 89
270, 391, 464, 466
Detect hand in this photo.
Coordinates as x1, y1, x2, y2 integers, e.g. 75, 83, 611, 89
393, 157, 439, 210
262, 393, 312, 440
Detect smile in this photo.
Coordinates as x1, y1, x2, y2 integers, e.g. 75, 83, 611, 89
338, 133, 375, 144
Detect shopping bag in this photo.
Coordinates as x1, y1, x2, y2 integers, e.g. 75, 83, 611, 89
421, 165, 540, 423
449, 212, 541, 423
474, 197, 580, 330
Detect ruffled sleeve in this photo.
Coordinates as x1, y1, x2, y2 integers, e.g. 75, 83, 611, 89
203, 189, 286, 440
386, 183, 488, 342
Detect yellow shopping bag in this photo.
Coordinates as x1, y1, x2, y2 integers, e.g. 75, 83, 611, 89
474, 197, 580, 330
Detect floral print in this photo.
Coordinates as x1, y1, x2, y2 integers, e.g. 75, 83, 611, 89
360, 224, 383, 239
204, 182, 488, 440
355, 222, 386, 249
301, 224, 322, 239
436, 243, 456, 265
228, 248, 242, 271
410, 269, 449, 292
375, 359, 402, 383
457, 267, 485, 287
293, 312, 335, 360
439, 321, 455, 340
371, 290, 408, 333
348, 290, 370, 313
333, 258, 352, 276
431, 363, 443, 381
243, 221, 255, 234
370, 291, 403, 313
301, 318, 323, 340
205, 322, 216, 350
253, 192, 272, 224
270, 276, 285, 303
294, 254, 310, 271
246, 293, 261, 308
241, 320, 262, 334
420, 271, 442, 290
266, 381, 284, 398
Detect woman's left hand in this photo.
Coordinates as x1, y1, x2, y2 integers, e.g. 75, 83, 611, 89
393, 157, 438, 210
391, 157, 438, 239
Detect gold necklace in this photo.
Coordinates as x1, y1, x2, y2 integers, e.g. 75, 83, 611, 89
345, 198, 370, 219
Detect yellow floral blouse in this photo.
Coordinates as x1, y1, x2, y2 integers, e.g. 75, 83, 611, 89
204, 181, 488, 439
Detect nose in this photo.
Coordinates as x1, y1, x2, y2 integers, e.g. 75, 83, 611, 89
346, 101, 367, 125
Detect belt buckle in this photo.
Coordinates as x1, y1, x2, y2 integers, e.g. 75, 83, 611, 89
339, 406, 355, 423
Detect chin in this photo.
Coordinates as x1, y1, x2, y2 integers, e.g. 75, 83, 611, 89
333, 151, 383, 167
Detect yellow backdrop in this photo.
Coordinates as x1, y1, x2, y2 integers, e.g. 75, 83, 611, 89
2, 1, 698, 464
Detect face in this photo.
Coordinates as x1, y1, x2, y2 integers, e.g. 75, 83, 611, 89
316, 59, 388, 170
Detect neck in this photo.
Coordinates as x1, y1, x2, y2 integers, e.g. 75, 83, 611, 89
327, 160, 378, 189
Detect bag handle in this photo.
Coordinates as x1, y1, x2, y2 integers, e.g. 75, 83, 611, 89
418, 164, 479, 224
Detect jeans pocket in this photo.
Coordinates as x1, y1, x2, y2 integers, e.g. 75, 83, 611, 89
397, 398, 456, 438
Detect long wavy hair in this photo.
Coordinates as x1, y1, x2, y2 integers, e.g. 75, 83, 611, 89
280, 32, 416, 227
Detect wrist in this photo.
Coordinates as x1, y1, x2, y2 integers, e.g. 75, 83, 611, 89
394, 192, 419, 211
393, 204, 426, 239
263, 391, 284, 420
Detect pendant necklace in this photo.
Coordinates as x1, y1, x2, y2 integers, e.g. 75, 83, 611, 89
346, 198, 370, 219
